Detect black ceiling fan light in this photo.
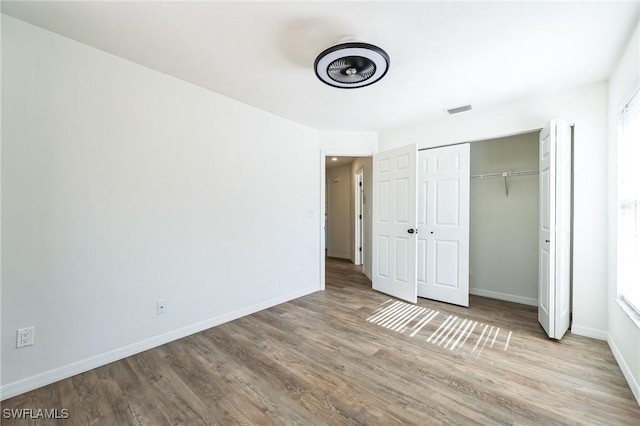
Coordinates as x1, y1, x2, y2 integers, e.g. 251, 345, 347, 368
314, 41, 390, 89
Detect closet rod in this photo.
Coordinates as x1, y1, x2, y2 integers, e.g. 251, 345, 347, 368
470, 170, 539, 180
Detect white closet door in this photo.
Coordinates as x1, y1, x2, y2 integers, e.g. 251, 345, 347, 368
417, 144, 470, 307
372, 144, 418, 303
538, 119, 571, 340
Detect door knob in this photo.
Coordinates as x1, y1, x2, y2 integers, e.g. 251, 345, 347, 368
545, 239, 550, 243
407, 229, 415, 234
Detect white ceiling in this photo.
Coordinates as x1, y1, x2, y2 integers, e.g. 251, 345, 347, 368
326, 156, 355, 169
3, 1, 638, 132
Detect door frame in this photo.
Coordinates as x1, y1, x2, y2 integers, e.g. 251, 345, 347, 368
320, 148, 374, 291
354, 168, 364, 266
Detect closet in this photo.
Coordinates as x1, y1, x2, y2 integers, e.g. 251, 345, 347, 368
372, 120, 572, 340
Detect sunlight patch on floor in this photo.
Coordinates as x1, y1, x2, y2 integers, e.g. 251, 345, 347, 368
367, 299, 513, 358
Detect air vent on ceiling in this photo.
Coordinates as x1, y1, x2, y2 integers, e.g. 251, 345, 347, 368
446, 105, 473, 115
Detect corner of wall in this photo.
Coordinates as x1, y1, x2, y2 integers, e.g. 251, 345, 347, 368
570, 325, 608, 341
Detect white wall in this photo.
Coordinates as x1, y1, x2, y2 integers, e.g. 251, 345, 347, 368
319, 132, 377, 155
608, 20, 640, 404
349, 157, 373, 279
469, 133, 539, 306
380, 81, 609, 339
1, 16, 320, 398
326, 164, 351, 258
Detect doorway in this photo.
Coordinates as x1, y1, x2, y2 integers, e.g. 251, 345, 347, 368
321, 154, 373, 290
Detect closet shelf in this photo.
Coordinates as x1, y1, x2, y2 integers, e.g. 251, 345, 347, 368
470, 170, 539, 197
470, 170, 539, 180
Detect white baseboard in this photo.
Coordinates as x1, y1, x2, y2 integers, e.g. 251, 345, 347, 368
0, 286, 318, 401
469, 288, 537, 306
570, 325, 608, 341
608, 333, 640, 406
363, 269, 372, 281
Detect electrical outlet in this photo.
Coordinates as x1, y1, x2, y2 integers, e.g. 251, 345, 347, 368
17, 327, 34, 348
157, 299, 167, 315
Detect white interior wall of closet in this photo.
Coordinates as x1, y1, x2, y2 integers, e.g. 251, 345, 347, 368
469, 132, 539, 306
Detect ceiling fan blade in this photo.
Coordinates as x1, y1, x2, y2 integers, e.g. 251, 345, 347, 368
327, 59, 352, 73
357, 62, 375, 76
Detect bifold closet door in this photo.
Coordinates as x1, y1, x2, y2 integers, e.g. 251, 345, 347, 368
538, 119, 572, 340
372, 144, 418, 303
417, 144, 470, 307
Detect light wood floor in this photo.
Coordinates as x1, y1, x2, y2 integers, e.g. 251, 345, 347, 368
2, 257, 639, 425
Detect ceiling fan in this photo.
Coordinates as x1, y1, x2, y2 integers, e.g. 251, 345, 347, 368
314, 36, 390, 89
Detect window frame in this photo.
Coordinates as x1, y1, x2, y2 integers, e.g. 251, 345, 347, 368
617, 82, 640, 323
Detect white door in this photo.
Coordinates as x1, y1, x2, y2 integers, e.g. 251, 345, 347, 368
372, 144, 418, 303
538, 119, 572, 340
416, 144, 470, 306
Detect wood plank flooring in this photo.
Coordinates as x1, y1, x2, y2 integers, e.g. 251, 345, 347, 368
2, 257, 639, 425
